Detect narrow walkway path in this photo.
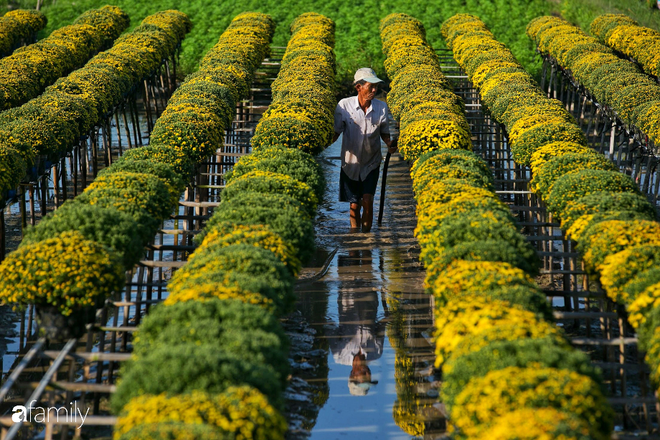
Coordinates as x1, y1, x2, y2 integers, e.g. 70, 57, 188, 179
286, 140, 445, 439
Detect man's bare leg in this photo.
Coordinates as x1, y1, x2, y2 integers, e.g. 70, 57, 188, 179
350, 202, 361, 229
361, 194, 374, 233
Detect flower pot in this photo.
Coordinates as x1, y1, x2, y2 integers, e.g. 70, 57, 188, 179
35, 306, 97, 342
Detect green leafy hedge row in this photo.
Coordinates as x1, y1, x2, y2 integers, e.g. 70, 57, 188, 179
527, 15, 660, 147
0, 9, 190, 198
250, 12, 336, 155
382, 13, 614, 439
0, 9, 192, 318
0, 6, 128, 112
110, 13, 327, 440
0, 9, 47, 56
444, 12, 660, 432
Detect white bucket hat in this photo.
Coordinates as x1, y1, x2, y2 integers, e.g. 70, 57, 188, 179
354, 67, 383, 84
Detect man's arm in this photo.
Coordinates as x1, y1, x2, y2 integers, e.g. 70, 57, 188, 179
333, 132, 341, 143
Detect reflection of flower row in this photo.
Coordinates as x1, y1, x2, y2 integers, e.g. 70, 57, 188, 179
0, 10, 189, 197
382, 12, 616, 439
527, 15, 660, 146
0, 10, 191, 325
0, 6, 129, 111
384, 286, 430, 437
0, 9, 46, 56
250, 13, 336, 155
451, 12, 660, 413
591, 14, 660, 78
111, 13, 330, 439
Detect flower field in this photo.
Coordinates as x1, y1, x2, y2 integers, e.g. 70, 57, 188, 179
0, 1, 660, 438
35, 0, 554, 82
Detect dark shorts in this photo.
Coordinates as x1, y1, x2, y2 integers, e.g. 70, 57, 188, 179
339, 167, 379, 204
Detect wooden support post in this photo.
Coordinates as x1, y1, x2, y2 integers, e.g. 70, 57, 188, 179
143, 79, 153, 133
60, 157, 67, 203
115, 112, 123, 156
40, 173, 47, 217
28, 184, 35, 226
91, 129, 99, 178
0, 210, 5, 261
52, 164, 59, 208
19, 186, 27, 230
122, 104, 134, 151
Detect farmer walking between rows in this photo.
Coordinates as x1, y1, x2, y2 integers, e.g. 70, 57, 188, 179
333, 68, 397, 233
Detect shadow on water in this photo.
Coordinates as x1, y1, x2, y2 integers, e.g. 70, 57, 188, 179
285, 139, 446, 439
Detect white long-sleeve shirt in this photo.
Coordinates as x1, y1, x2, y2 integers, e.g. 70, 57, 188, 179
334, 96, 390, 181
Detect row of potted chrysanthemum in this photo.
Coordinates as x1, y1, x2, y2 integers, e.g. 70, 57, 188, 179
383, 12, 615, 439
527, 15, 660, 147
445, 12, 660, 404
108, 12, 335, 439
0, 6, 128, 111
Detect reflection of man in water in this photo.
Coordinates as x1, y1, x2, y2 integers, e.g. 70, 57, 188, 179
327, 250, 386, 396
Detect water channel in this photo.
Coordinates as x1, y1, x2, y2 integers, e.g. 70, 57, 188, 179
286, 139, 446, 439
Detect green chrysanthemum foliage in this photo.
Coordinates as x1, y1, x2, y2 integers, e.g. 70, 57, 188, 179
420, 212, 537, 271
0, 146, 26, 195
546, 169, 641, 217
227, 146, 325, 200
132, 298, 289, 386
121, 144, 195, 180
562, 191, 656, 232
99, 158, 185, 198
411, 149, 493, 196
21, 201, 145, 270
620, 267, 660, 307
206, 192, 315, 262
251, 114, 328, 155
441, 336, 600, 409
76, 171, 178, 223
530, 152, 616, 198
168, 244, 295, 316
430, 239, 540, 277
510, 122, 587, 166
168, 81, 236, 127
194, 223, 301, 276
111, 344, 284, 414
222, 170, 318, 218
